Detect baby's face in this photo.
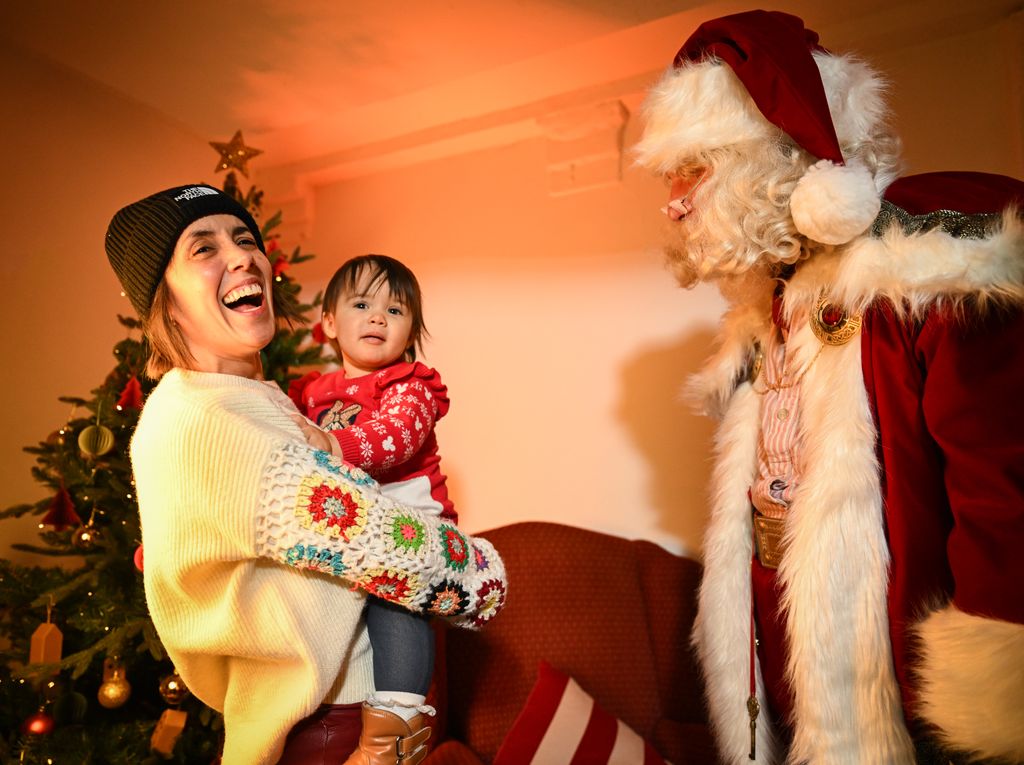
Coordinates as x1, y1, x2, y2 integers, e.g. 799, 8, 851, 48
322, 273, 413, 378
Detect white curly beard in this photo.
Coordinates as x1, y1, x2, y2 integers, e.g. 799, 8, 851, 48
662, 146, 816, 287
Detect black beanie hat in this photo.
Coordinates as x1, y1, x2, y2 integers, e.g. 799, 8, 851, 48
105, 184, 265, 319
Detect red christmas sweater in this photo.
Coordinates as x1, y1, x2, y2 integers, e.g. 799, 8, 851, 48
290, 362, 455, 520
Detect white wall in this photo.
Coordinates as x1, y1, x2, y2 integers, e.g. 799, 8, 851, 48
275, 117, 726, 555
0, 43, 211, 564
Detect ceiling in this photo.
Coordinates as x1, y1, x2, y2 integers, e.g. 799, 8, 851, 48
3, 0, 1018, 171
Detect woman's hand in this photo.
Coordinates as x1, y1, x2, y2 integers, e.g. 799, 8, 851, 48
291, 415, 343, 459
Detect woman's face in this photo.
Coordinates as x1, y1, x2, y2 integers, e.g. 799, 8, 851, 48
164, 214, 274, 377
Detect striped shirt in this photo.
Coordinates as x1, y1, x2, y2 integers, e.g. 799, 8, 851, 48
752, 325, 804, 520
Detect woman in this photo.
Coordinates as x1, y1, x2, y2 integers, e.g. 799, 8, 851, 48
104, 184, 506, 765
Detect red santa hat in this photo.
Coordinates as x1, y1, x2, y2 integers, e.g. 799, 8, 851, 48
636, 10, 888, 245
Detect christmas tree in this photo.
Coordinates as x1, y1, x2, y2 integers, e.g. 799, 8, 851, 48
0, 134, 326, 764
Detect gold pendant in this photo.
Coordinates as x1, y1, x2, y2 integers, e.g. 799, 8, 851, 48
810, 296, 862, 346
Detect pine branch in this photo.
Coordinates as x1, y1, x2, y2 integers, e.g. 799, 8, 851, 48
139, 620, 166, 662
15, 618, 148, 681
116, 314, 142, 330
29, 562, 104, 609
57, 396, 89, 408
0, 503, 37, 521
10, 544, 83, 557
261, 209, 283, 234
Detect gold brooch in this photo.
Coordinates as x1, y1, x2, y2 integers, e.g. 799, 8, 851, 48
810, 296, 862, 346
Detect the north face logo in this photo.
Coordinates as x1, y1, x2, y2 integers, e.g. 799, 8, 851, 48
173, 186, 219, 202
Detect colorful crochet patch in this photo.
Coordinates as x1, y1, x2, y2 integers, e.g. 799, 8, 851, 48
295, 476, 368, 540
473, 544, 490, 571
285, 543, 346, 577
340, 463, 375, 487
469, 579, 506, 627
439, 524, 469, 572
314, 449, 342, 473
386, 512, 427, 556
363, 568, 422, 606
425, 580, 469, 618
312, 448, 376, 487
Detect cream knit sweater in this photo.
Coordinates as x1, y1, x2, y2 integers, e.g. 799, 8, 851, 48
132, 369, 506, 764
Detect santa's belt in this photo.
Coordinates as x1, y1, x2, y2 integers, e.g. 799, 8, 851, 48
752, 509, 786, 569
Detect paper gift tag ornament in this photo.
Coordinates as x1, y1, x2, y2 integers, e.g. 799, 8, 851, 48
151, 708, 188, 757
30, 602, 63, 665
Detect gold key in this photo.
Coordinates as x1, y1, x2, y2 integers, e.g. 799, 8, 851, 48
747, 694, 760, 760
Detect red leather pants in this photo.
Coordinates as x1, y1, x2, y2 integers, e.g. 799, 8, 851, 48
277, 702, 361, 764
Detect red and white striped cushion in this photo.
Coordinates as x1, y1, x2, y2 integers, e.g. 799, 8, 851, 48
493, 661, 669, 765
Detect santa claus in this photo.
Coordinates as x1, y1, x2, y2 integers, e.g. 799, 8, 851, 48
635, 10, 1024, 764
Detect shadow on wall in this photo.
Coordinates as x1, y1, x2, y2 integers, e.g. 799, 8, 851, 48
616, 328, 718, 558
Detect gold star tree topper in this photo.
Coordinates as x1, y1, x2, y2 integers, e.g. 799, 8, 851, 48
210, 130, 263, 177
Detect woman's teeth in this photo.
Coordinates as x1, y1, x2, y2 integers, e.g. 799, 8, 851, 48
222, 283, 264, 309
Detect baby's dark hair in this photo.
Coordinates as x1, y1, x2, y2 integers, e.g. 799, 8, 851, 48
322, 254, 428, 362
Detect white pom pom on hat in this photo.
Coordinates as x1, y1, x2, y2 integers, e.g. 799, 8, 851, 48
790, 159, 881, 244
640, 10, 883, 245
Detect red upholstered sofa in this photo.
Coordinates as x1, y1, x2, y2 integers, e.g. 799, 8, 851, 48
423, 521, 717, 764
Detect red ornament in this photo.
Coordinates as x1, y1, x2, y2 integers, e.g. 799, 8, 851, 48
22, 708, 55, 736
133, 544, 145, 572
117, 375, 144, 411
311, 322, 327, 344
41, 485, 81, 531
287, 370, 322, 409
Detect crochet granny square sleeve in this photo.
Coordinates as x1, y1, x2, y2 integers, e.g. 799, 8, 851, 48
255, 442, 505, 629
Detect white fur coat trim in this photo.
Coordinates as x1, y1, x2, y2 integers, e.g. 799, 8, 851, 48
691, 212, 1024, 412
784, 210, 1024, 321
778, 324, 915, 763
697, 322, 915, 763
915, 605, 1024, 761
692, 383, 782, 763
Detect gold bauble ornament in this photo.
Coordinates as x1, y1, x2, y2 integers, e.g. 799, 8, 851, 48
97, 675, 131, 708
78, 424, 115, 457
71, 524, 105, 550
158, 672, 190, 705
97, 658, 131, 709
